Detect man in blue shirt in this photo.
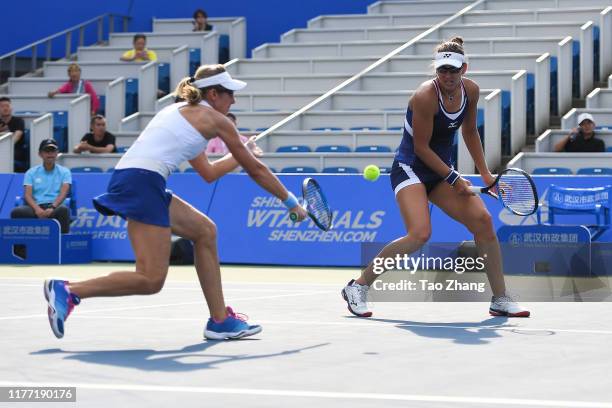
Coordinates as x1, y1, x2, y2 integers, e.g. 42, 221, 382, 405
11, 139, 72, 233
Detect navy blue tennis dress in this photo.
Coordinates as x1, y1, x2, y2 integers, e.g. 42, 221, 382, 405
390, 79, 468, 195
93, 101, 209, 227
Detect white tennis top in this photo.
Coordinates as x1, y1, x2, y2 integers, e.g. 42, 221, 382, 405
116, 101, 210, 178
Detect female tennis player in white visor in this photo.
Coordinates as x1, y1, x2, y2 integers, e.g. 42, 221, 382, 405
44, 64, 307, 340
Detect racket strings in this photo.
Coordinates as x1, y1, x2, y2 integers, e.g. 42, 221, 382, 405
498, 172, 537, 215
305, 182, 332, 230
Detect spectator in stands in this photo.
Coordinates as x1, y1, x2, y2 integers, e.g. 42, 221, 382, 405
120, 34, 158, 62
0, 97, 27, 173
206, 113, 261, 155
192, 9, 213, 31
73, 115, 117, 153
554, 113, 605, 152
48, 63, 100, 116
11, 139, 71, 234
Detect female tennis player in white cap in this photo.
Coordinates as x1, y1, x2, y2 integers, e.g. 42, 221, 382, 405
342, 37, 530, 318
44, 64, 307, 340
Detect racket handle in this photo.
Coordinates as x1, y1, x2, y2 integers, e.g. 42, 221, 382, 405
469, 186, 483, 194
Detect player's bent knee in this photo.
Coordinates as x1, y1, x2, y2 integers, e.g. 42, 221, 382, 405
198, 220, 217, 241
409, 228, 431, 245
143, 276, 166, 294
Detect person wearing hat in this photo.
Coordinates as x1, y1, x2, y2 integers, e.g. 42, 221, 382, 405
10, 139, 72, 234
43, 64, 307, 340
342, 37, 530, 319
554, 112, 605, 152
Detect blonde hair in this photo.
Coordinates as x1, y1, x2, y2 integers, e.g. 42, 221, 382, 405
174, 64, 227, 105
67, 63, 81, 74
435, 36, 465, 55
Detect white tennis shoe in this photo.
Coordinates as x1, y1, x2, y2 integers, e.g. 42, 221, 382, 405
341, 279, 372, 317
489, 295, 530, 317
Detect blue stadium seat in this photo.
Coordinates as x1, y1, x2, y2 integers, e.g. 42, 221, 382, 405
116, 146, 129, 153
379, 166, 392, 174
315, 145, 351, 153
276, 145, 311, 153
577, 167, 612, 175
97, 94, 105, 116
386, 127, 403, 131
125, 78, 138, 116
350, 126, 381, 131
311, 127, 342, 131
606, 146, 612, 152
71, 166, 103, 173
241, 167, 277, 173
532, 167, 573, 175
158, 63, 170, 94
255, 127, 269, 132
237, 127, 251, 132
322, 166, 359, 174
189, 48, 200, 76
280, 166, 317, 173
52, 111, 68, 152
537, 185, 611, 240
219, 34, 230, 64
355, 145, 392, 153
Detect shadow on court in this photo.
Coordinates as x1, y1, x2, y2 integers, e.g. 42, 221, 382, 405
31, 342, 330, 372
359, 316, 515, 345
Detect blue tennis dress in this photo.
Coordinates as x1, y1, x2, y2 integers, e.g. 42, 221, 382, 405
390, 79, 469, 195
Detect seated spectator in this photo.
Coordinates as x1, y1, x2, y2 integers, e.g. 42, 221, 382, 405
554, 113, 605, 152
206, 113, 260, 155
73, 115, 117, 153
192, 9, 213, 31
47, 63, 100, 116
11, 139, 72, 234
120, 34, 158, 62
0, 97, 27, 172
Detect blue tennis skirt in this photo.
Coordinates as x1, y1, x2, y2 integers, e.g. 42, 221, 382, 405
93, 168, 173, 227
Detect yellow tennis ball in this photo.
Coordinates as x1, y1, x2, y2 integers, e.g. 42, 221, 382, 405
363, 164, 380, 181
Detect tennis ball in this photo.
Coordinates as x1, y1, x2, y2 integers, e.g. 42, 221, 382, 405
363, 164, 380, 181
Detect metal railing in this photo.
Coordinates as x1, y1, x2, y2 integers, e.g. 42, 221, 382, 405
0, 13, 131, 82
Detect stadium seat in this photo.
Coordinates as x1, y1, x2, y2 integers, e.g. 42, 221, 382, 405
276, 145, 311, 153
322, 166, 359, 174
577, 167, 612, 175
532, 167, 573, 175
158, 63, 170, 94
606, 146, 612, 152
355, 145, 392, 153
315, 145, 351, 153
116, 146, 129, 153
379, 167, 392, 174
255, 127, 268, 132
280, 166, 317, 173
311, 127, 342, 131
52, 111, 68, 152
70, 166, 103, 173
350, 126, 381, 131
125, 78, 138, 116
386, 127, 403, 131
537, 185, 611, 240
237, 127, 251, 132
15, 180, 78, 221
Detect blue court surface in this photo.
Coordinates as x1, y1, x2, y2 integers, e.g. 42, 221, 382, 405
1, 264, 612, 408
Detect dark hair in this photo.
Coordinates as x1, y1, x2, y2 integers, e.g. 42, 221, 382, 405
133, 34, 146, 43
226, 112, 236, 121
436, 36, 465, 55
0, 97, 11, 103
90, 114, 105, 126
193, 9, 208, 19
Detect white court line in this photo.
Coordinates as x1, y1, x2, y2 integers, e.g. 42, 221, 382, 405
0, 381, 610, 407
0, 290, 334, 321
0, 283, 308, 292
65, 315, 612, 336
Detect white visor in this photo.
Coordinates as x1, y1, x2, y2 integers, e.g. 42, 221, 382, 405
434, 52, 465, 69
191, 71, 247, 91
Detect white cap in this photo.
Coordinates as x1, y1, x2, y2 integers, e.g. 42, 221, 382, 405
577, 112, 595, 125
191, 71, 247, 91
434, 52, 465, 69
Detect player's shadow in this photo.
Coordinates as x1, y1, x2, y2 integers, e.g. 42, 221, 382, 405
32, 342, 329, 372
359, 316, 513, 345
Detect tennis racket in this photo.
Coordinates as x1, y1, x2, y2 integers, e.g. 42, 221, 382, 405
289, 178, 333, 231
469, 168, 538, 216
